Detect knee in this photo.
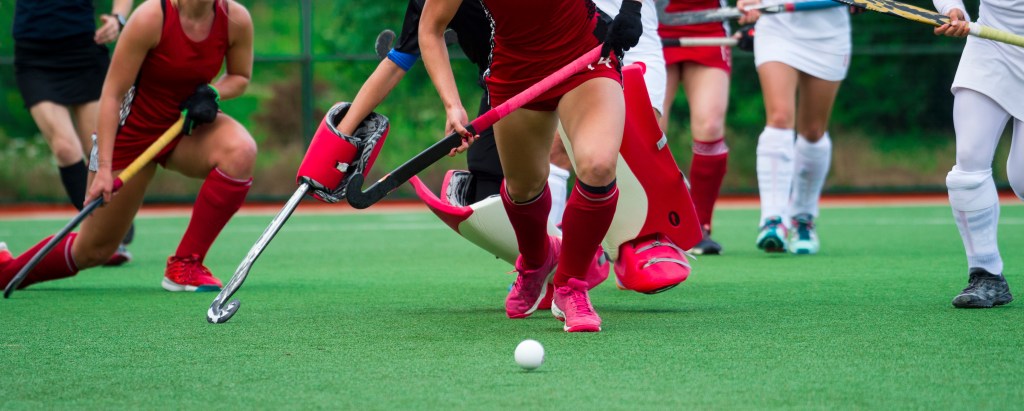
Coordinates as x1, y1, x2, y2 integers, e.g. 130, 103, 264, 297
574, 157, 617, 187
504, 178, 547, 202
49, 136, 83, 164
692, 118, 725, 141
218, 135, 258, 176
766, 111, 794, 129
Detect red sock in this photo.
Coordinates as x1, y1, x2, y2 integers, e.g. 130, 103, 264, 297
554, 181, 618, 287
501, 181, 552, 269
689, 138, 729, 230
1, 233, 79, 290
175, 168, 252, 260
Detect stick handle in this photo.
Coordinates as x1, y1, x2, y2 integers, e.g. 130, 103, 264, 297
662, 37, 738, 47
971, 23, 1024, 49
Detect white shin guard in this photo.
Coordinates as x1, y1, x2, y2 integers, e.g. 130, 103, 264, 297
547, 164, 570, 230
756, 127, 795, 225
790, 133, 832, 218
947, 166, 1003, 274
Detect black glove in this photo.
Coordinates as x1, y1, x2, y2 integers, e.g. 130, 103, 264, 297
179, 84, 220, 135
601, 0, 643, 60
736, 25, 755, 52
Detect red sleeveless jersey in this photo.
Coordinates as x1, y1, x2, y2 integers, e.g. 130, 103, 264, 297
113, 0, 229, 170
482, 0, 619, 110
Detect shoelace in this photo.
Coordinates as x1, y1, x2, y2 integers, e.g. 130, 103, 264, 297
569, 289, 595, 316
636, 237, 696, 269
794, 220, 814, 241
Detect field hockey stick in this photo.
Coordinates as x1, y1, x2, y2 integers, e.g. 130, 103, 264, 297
657, 0, 841, 26
345, 45, 605, 209
374, 29, 460, 61
661, 37, 738, 47
831, 0, 1024, 48
3, 117, 185, 298
206, 182, 309, 324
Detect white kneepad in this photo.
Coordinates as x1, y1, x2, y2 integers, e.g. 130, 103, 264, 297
946, 167, 998, 212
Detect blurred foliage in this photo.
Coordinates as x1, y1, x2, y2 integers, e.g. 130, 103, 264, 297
1, 0, 1010, 203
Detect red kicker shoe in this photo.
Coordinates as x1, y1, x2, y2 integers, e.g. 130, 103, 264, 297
614, 234, 692, 294
163, 254, 223, 292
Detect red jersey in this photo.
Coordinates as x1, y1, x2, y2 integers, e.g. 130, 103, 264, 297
113, 0, 229, 170
658, 0, 729, 38
482, 0, 615, 108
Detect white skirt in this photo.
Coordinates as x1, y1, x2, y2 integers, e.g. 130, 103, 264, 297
754, 34, 850, 82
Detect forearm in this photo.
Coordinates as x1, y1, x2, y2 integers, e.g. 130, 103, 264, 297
212, 74, 249, 101
420, 31, 461, 110
111, 0, 133, 18
94, 95, 123, 171
339, 59, 408, 135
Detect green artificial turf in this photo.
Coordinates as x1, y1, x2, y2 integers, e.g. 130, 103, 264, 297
1, 204, 1022, 409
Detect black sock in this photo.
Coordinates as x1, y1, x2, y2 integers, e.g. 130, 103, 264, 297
59, 160, 88, 211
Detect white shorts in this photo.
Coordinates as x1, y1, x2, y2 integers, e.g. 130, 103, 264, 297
754, 34, 850, 82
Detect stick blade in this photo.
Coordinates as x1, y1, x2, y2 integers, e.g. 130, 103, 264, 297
207, 300, 240, 324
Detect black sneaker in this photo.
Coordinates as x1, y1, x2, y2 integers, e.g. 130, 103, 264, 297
689, 226, 722, 255
952, 268, 1014, 308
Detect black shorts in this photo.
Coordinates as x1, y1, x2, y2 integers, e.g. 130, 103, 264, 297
14, 34, 110, 108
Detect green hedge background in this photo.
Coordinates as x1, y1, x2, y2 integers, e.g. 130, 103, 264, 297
0, 0, 1008, 203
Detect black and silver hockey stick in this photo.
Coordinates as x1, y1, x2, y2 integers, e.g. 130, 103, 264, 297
345, 45, 605, 209
661, 37, 738, 47
206, 182, 309, 323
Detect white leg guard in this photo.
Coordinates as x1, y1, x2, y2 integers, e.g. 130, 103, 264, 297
756, 127, 795, 226
790, 133, 831, 219
947, 166, 1003, 275
1007, 119, 1024, 201
547, 163, 570, 229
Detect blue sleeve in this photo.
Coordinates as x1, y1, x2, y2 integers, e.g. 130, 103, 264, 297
386, 49, 420, 72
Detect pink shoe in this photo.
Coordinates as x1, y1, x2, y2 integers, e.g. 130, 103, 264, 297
614, 234, 691, 294
103, 244, 133, 267
506, 236, 559, 318
537, 245, 609, 310
551, 278, 602, 332
163, 254, 223, 292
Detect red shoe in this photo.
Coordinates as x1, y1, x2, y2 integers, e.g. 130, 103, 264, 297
551, 277, 602, 332
614, 234, 692, 294
163, 254, 222, 292
103, 244, 133, 267
506, 236, 559, 319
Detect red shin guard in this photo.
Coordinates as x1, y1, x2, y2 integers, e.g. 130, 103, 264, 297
555, 183, 618, 287
501, 182, 553, 270
689, 145, 728, 229
1, 233, 79, 290
175, 168, 252, 260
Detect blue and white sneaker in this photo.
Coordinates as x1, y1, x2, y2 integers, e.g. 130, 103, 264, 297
756, 217, 788, 253
788, 214, 819, 255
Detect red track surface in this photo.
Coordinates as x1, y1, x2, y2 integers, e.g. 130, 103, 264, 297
0, 192, 1018, 220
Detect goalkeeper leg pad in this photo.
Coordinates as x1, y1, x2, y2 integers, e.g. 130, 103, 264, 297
296, 102, 390, 203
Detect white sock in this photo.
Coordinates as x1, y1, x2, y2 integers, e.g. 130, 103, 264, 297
948, 167, 1004, 275
790, 133, 832, 219
756, 127, 795, 226
547, 163, 570, 228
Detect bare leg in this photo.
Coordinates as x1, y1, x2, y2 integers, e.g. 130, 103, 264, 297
74, 163, 157, 268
